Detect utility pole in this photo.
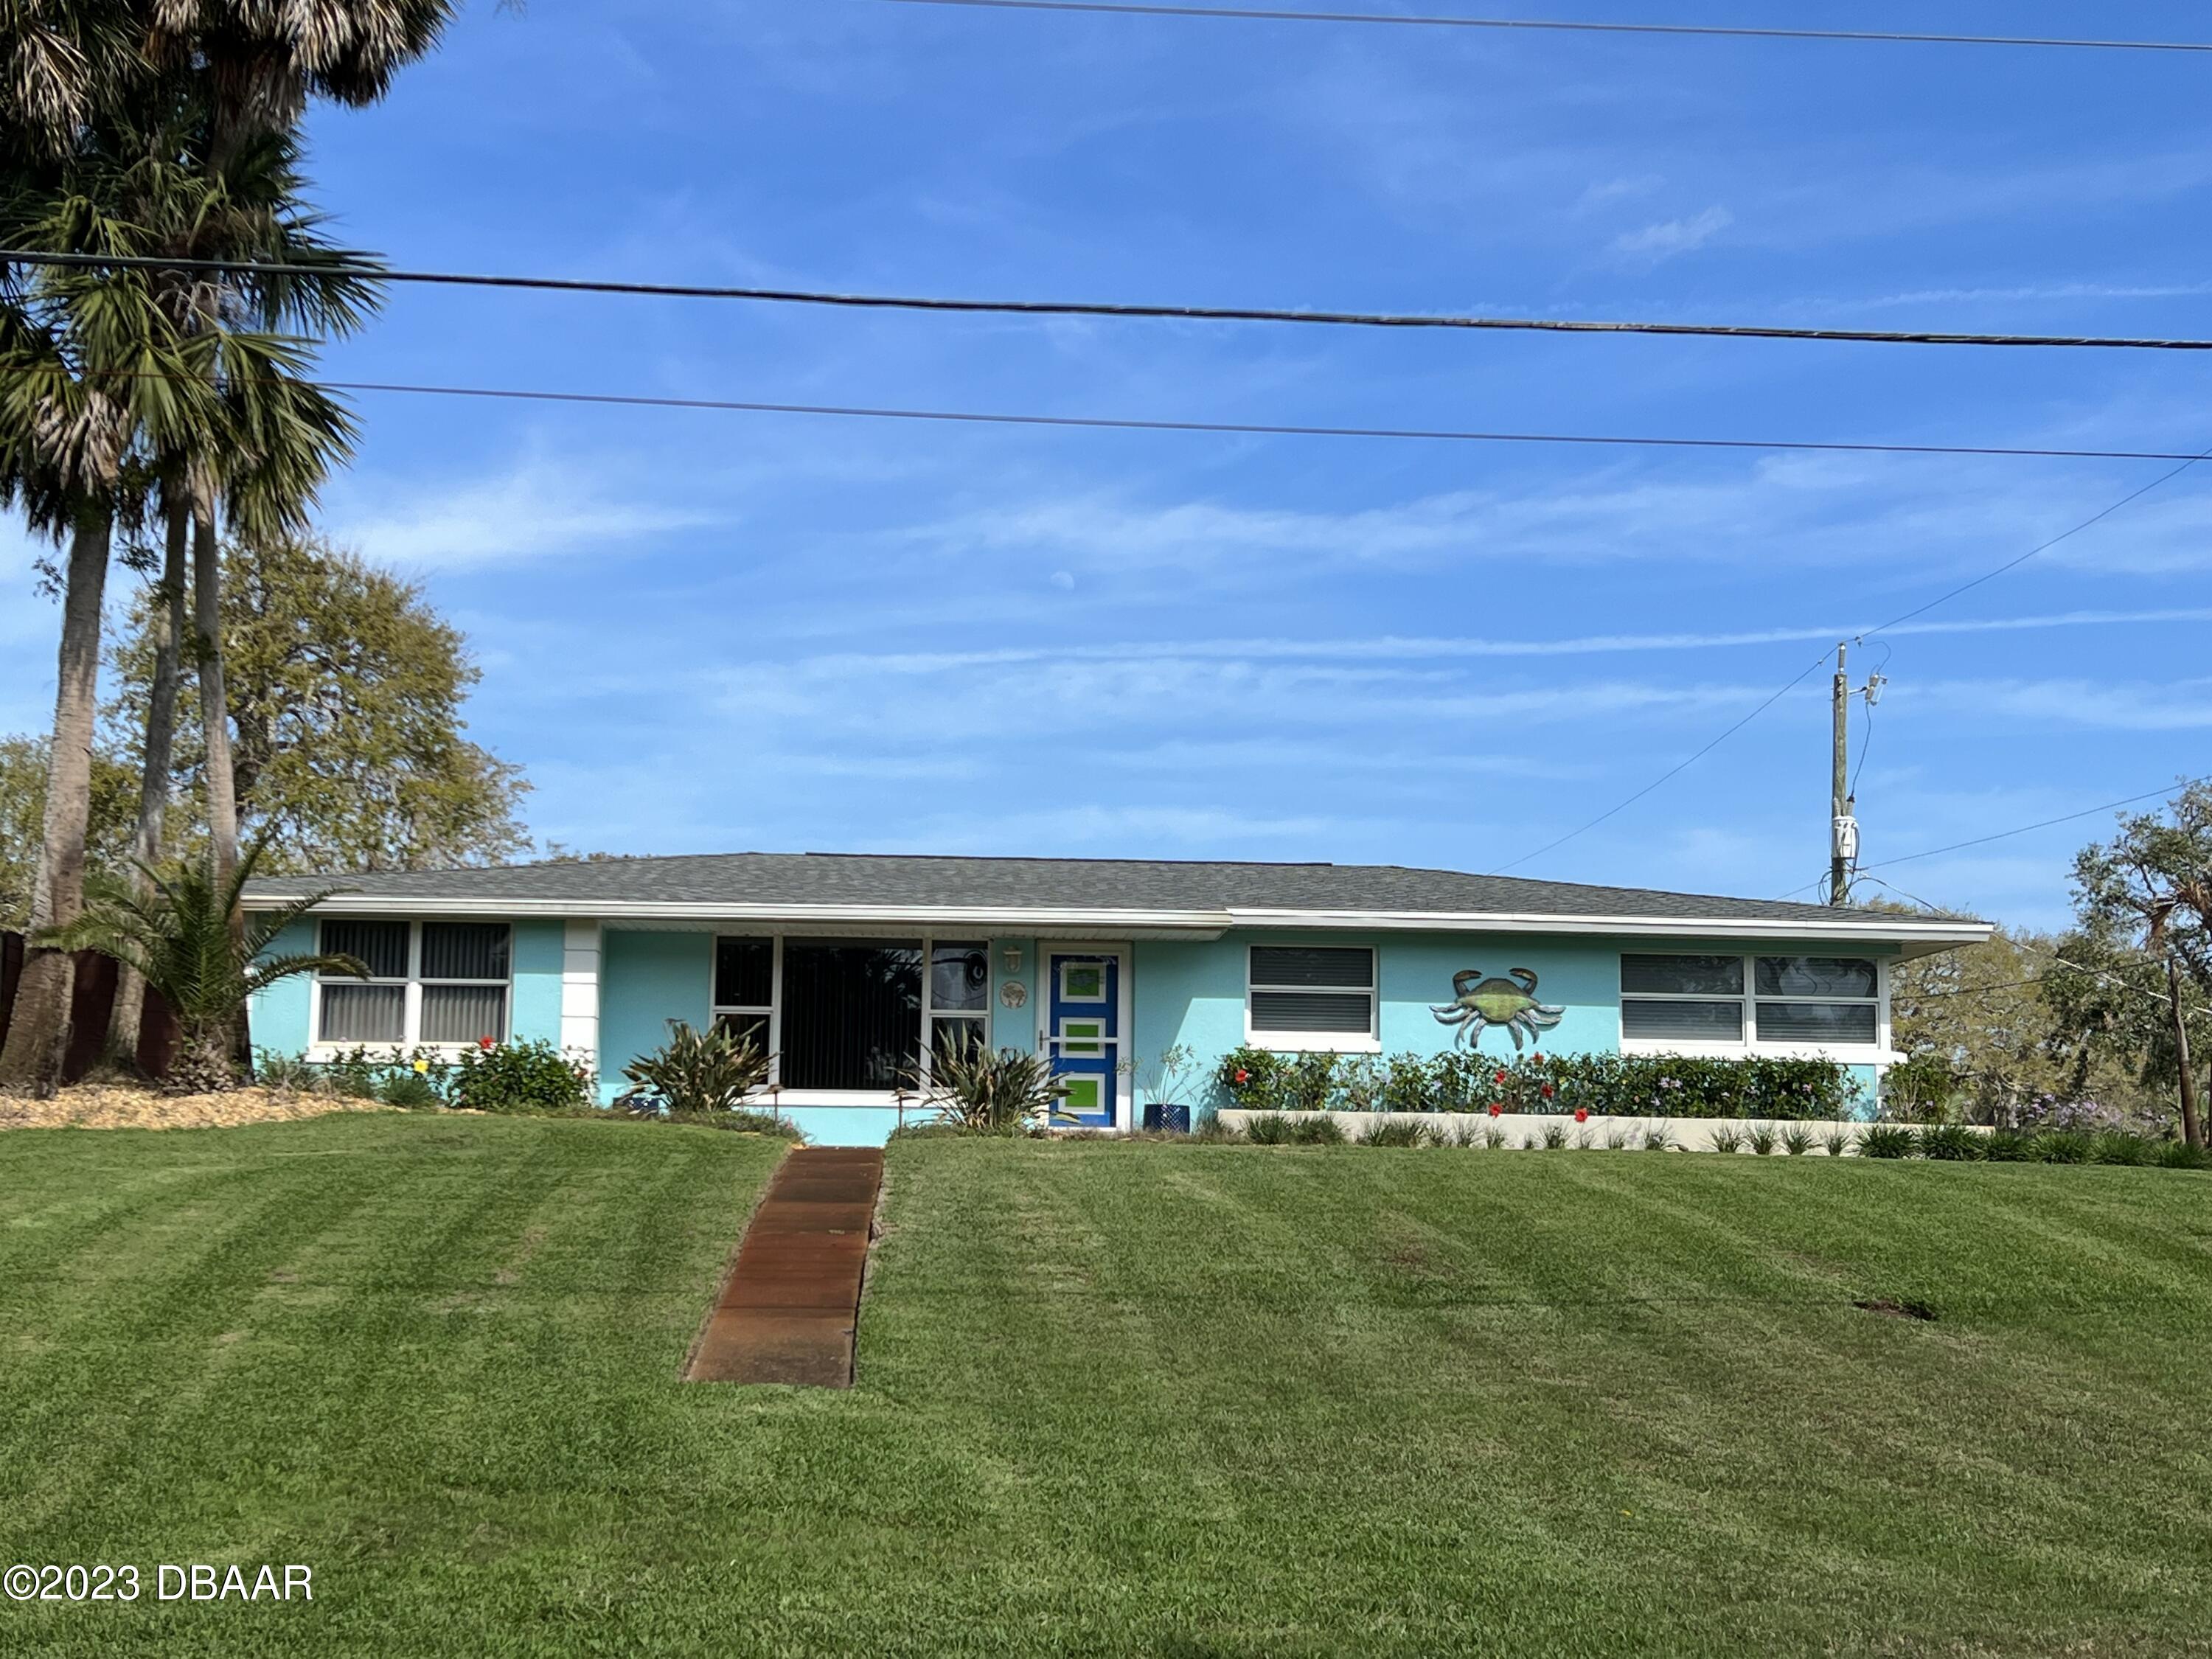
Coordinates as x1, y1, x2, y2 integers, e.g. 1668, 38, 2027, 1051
1831, 644, 1853, 905
1827, 643, 1886, 905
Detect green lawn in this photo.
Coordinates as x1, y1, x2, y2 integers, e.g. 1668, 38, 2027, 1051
3, 1116, 2210, 1656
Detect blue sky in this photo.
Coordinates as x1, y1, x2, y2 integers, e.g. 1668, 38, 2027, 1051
4, 0, 2210, 931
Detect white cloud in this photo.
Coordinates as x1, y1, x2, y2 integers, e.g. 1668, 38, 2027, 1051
330, 460, 726, 573
1576, 175, 1663, 212
1611, 205, 1733, 261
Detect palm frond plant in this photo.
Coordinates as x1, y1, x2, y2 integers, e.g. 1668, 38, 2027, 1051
616, 1020, 771, 1118
918, 1045, 1074, 1136
35, 835, 362, 1093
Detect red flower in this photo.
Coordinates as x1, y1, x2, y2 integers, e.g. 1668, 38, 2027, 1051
1531, 1051, 1544, 1065
1488, 1103, 1503, 1117
1494, 1068, 1508, 1085
1233, 1068, 1250, 1085
1573, 1107, 1587, 1124
477, 1035, 495, 1050
1541, 1084, 1555, 1099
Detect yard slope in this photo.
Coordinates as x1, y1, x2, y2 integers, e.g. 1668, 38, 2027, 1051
2, 1123, 2208, 1656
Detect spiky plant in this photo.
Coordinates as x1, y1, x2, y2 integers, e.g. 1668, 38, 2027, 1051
919, 1045, 1074, 1135
617, 1020, 771, 1117
35, 835, 361, 1093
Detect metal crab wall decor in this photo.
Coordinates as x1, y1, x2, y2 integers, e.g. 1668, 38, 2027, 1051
1430, 968, 1565, 1053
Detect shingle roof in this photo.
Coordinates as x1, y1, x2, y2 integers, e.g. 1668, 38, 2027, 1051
245, 850, 1978, 931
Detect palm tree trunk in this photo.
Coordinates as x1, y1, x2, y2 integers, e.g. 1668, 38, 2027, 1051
2166, 955, 2202, 1150
191, 495, 240, 881
104, 498, 189, 1068
0, 500, 115, 1096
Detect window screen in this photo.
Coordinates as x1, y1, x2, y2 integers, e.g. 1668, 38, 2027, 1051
714, 937, 773, 1009
319, 983, 405, 1043
1622, 954, 1743, 996
1754, 956, 1878, 1046
420, 922, 509, 982
322, 919, 408, 980
1756, 956, 1878, 998
1621, 998, 1745, 1041
780, 939, 922, 1091
1248, 947, 1375, 1035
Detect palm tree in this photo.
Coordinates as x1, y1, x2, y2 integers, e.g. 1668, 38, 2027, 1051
145, 1, 456, 888
0, 214, 213, 1094
37, 837, 366, 1093
1, 6, 445, 1090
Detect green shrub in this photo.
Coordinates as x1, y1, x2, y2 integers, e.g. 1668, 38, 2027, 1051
1641, 1121, 1676, 1152
1746, 1122, 1778, 1156
1919, 1124, 1986, 1161
2034, 1131, 2093, 1164
1242, 1113, 1346, 1146
1821, 1124, 1853, 1157
450, 1039, 592, 1114
1708, 1123, 1744, 1155
1857, 1124, 1917, 1160
1362, 1117, 1427, 1147
1983, 1129, 2038, 1162
2090, 1132, 2152, 1166
252, 1049, 321, 1092
1781, 1123, 1815, 1156
617, 1020, 771, 1116
1219, 1046, 1857, 1120
376, 1071, 442, 1109
2157, 1140, 2212, 1170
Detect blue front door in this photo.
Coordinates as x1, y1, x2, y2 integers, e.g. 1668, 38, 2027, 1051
1046, 951, 1121, 1128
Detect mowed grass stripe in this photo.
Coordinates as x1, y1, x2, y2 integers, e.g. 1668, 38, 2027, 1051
1, 1119, 2208, 1655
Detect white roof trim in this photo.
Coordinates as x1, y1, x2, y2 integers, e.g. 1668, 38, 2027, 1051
241, 891, 1988, 948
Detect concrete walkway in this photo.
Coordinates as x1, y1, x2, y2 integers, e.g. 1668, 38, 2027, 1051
684, 1147, 883, 1388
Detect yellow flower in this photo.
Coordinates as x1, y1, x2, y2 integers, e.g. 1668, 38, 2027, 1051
412, 1059, 429, 1075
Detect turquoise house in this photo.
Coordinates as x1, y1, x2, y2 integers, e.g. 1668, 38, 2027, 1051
243, 853, 1989, 1145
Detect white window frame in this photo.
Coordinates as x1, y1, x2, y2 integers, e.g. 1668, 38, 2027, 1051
1243, 944, 1380, 1054
1618, 952, 1894, 1062
311, 919, 512, 1054
709, 935, 779, 1071
709, 934, 992, 1099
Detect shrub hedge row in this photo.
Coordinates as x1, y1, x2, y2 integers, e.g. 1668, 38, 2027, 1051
1216, 1046, 1861, 1120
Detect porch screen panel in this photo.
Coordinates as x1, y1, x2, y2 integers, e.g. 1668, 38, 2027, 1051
780, 939, 922, 1091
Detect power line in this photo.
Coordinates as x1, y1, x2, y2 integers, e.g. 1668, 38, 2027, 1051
1494, 462, 2210, 876
11, 248, 2212, 352
1488, 647, 1834, 876
22, 360, 2212, 466
865, 0, 2212, 55
1863, 785, 2192, 872
1856, 448, 2212, 640
269, 380, 2212, 465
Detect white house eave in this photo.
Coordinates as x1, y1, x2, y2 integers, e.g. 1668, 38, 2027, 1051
240, 892, 1989, 950
1222, 908, 1992, 950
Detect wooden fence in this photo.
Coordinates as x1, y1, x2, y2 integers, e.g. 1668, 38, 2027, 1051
0, 933, 179, 1082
